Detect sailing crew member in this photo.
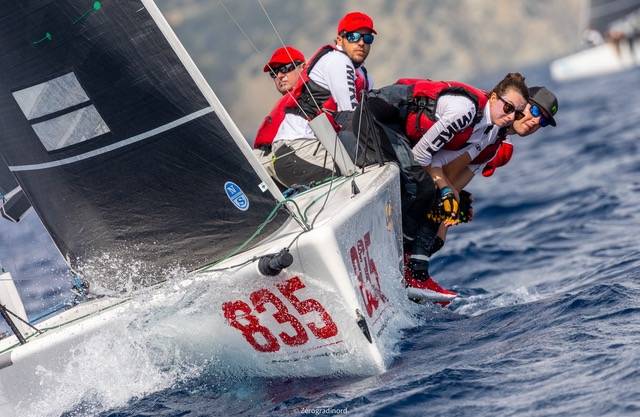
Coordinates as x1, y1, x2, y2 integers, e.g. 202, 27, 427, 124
408, 73, 528, 301
253, 46, 306, 177
445, 85, 559, 187
254, 11, 376, 188
415, 85, 558, 302
355, 73, 528, 301
264, 45, 306, 96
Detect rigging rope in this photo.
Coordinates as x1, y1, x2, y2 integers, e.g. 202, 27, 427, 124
0, 304, 42, 334
218, 0, 313, 120
198, 196, 306, 272
199, 171, 356, 273
216, 0, 352, 237
256, 0, 324, 116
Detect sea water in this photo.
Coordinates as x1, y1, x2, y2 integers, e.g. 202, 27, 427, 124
2, 65, 640, 416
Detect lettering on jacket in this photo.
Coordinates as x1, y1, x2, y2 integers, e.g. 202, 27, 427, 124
346, 66, 357, 108
427, 110, 475, 153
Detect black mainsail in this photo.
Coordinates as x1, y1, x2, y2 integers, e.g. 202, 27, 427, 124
0, 1, 288, 271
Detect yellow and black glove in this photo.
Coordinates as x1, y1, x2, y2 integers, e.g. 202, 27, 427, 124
439, 186, 459, 221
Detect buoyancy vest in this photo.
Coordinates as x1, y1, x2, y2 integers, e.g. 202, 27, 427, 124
471, 128, 507, 166
472, 128, 513, 176
254, 45, 369, 148
395, 78, 489, 150
253, 93, 297, 149
481, 140, 513, 177
288, 44, 370, 118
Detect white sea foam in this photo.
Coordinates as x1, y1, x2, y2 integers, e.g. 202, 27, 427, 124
453, 286, 543, 317
12, 268, 207, 417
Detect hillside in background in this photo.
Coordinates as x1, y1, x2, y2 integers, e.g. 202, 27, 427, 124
156, 0, 583, 137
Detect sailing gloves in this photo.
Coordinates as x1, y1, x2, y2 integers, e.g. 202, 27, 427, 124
426, 187, 473, 224
457, 190, 473, 223
439, 186, 459, 221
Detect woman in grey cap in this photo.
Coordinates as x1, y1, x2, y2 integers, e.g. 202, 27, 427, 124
416, 86, 559, 303
444, 85, 559, 185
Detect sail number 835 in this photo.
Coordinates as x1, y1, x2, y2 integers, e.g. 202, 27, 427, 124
222, 276, 338, 352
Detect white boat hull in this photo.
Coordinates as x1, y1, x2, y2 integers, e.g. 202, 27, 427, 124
0, 163, 413, 416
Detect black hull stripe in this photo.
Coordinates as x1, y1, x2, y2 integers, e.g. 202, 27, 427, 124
9, 107, 213, 172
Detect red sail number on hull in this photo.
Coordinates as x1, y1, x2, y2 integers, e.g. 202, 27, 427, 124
350, 231, 388, 318
222, 276, 339, 352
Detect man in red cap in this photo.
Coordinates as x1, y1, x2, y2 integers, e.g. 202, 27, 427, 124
263, 46, 306, 95
254, 11, 377, 188
253, 46, 306, 175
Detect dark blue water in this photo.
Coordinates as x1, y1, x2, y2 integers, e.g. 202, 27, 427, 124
3, 66, 640, 416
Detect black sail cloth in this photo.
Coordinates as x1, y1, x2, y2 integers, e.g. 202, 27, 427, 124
0, 1, 286, 274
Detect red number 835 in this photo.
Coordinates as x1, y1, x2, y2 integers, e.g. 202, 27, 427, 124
222, 276, 338, 352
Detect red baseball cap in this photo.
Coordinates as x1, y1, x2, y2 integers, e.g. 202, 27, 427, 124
337, 11, 377, 34
263, 46, 305, 72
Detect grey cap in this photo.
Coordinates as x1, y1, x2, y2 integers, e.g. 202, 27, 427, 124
528, 86, 558, 126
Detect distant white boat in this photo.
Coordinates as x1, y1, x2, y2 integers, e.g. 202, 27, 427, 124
550, 0, 640, 82
550, 39, 640, 81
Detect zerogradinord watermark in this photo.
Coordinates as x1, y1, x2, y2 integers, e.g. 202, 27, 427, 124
297, 407, 348, 415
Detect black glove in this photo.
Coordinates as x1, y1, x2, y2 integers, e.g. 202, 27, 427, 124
457, 190, 473, 223
439, 186, 459, 220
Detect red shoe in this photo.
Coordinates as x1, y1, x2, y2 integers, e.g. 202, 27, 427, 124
405, 275, 458, 303
403, 250, 457, 304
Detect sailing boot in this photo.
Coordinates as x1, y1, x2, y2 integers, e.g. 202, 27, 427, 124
404, 221, 457, 304
405, 257, 457, 303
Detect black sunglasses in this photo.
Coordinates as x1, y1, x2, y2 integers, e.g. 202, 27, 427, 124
342, 31, 375, 44
498, 96, 525, 120
269, 61, 303, 79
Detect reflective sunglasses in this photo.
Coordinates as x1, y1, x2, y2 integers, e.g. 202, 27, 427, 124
343, 31, 375, 44
269, 61, 302, 79
498, 96, 525, 120
529, 104, 550, 127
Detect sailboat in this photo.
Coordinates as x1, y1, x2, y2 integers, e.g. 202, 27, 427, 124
0, 1, 411, 415
550, 0, 640, 82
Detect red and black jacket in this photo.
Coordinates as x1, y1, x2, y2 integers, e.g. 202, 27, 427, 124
395, 78, 489, 150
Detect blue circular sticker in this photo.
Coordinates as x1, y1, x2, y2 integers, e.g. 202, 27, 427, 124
224, 181, 249, 211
